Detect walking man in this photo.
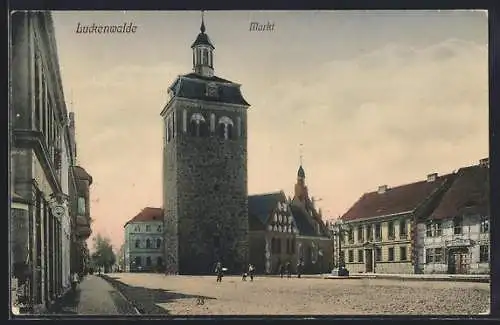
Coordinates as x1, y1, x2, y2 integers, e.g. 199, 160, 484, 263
248, 264, 255, 282
215, 262, 223, 283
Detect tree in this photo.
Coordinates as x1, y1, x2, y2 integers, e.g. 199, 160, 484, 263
91, 234, 116, 273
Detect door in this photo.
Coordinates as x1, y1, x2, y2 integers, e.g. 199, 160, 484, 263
447, 250, 456, 274
456, 253, 469, 274
365, 249, 373, 273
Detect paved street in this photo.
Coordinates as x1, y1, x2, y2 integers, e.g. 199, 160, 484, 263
48, 275, 138, 315
102, 273, 490, 315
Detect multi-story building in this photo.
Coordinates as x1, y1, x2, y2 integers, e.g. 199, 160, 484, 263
248, 165, 333, 274
418, 158, 490, 274
10, 11, 93, 313
340, 172, 454, 274
124, 207, 164, 272
161, 14, 250, 274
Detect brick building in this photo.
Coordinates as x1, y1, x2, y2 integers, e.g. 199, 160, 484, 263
10, 11, 93, 312
248, 166, 333, 274
161, 14, 250, 274
418, 158, 490, 274
124, 207, 164, 272
340, 172, 454, 274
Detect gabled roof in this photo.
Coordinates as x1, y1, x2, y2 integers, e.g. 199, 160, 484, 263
248, 191, 286, 228
290, 204, 330, 238
72, 166, 93, 185
430, 164, 489, 220
169, 75, 250, 106
341, 174, 454, 222
124, 207, 163, 227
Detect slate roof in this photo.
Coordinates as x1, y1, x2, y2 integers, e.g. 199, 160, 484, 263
191, 31, 215, 49
248, 192, 285, 228
429, 164, 489, 220
124, 207, 163, 227
341, 174, 454, 222
169, 74, 250, 106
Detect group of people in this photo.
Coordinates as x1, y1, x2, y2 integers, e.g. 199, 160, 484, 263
279, 260, 304, 278
214, 262, 256, 282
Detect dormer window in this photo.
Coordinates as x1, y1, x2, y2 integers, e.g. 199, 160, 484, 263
206, 83, 218, 97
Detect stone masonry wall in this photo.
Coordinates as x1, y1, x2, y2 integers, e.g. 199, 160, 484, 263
176, 105, 248, 275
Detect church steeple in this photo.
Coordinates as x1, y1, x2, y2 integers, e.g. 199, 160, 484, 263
191, 11, 215, 77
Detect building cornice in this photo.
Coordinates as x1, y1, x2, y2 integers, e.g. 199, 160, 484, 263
342, 211, 414, 225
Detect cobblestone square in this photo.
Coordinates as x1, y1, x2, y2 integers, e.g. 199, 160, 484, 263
105, 273, 490, 315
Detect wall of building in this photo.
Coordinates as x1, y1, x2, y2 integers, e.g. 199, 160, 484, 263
125, 221, 164, 272
419, 215, 490, 274
164, 99, 249, 275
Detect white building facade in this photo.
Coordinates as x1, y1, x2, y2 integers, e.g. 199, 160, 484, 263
417, 159, 490, 275
124, 208, 164, 272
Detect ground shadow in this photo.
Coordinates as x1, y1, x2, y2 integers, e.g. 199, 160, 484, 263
101, 275, 216, 315
47, 288, 80, 315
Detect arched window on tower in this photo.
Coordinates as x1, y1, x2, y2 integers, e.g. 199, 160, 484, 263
210, 113, 216, 133
182, 110, 187, 133
190, 113, 207, 137
146, 239, 151, 248
217, 116, 234, 140
156, 238, 162, 248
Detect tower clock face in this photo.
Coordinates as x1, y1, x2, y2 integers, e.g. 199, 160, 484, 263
207, 83, 218, 97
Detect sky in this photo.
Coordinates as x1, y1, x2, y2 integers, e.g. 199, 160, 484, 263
51, 10, 488, 251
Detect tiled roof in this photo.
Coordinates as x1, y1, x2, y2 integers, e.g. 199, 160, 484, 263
430, 164, 489, 220
124, 207, 163, 227
248, 191, 285, 228
290, 204, 330, 238
341, 174, 454, 222
170, 74, 250, 106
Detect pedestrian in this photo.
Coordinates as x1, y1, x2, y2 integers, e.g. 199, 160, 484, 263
248, 264, 255, 282
242, 265, 248, 281
297, 260, 303, 278
286, 261, 291, 278
215, 262, 223, 283
71, 272, 79, 292
279, 263, 285, 278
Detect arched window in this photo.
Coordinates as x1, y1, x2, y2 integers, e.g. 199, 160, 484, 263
202, 49, 208, 65
134, 256, 142, 266
146, 239, 151, 248
210, 113, 216, 133
217, 116, 234, 140
135, 239, 140, 248
190, 113, 207, 137
182, 110, 187, 133
156, 238, 162, 248
146, 256, 152, 266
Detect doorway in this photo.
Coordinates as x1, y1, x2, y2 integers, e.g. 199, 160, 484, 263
448, 248, 469, 274
365, 249, 373, 273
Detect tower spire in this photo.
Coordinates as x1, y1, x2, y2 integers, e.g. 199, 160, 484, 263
200, 10, 206, 33
299, 143, 303, 166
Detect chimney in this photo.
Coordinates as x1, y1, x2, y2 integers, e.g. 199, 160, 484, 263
479, 158, 489, 167
427, 173, 438, 182
378, 185, 388, 194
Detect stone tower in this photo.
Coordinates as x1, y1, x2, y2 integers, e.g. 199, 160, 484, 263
161, 12, 250, 275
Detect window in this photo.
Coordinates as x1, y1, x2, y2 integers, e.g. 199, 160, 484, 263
374, 224, 380, 241
434, 248, 443, 263
157, 257, 163, 266
134, 225, 140, 232
479, 245, 489, 263
146, 256, 152, 266
388, 221, 395, 240
146, 225, 151, 232
156, 238, 162, 248
375, 247, 382, 262
217, 116, 234, 140
399, 246, 407, 261
146, 239, 151, 248
348, 250, 354, 263
190, 113, 208, 137
134, 256, 142, 266
202, 49, 208, 65
357, 226, 364, 242
388, 247, 394, 261
348, 228, 354, 244
425, 248, 434, 264
453, 216, 463, 235
77, 197, 86, 215
135, 240, 140, 248
366, 225, 373, 241
399, 220, 407, 239
480, 216, 489, 233
358, 249, 364, 263
426, 220, 442, 237
157, 225, 162, 232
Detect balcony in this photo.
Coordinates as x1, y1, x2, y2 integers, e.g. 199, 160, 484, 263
76, 225, 91, 239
